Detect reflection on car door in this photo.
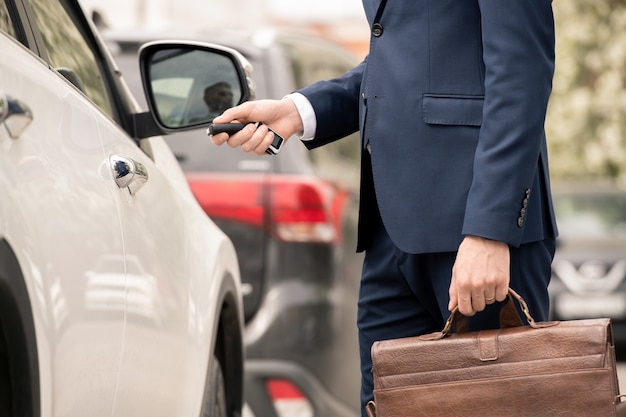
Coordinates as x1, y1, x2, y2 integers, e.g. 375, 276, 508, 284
95, 118, 226, 416
0, 34, 126, 416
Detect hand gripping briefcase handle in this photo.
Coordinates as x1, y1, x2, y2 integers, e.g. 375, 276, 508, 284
435, 287, 554, 339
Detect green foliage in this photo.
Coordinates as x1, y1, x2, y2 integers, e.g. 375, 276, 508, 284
547, 1, 626, 183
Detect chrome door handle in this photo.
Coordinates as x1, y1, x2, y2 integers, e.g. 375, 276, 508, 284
110, 155, 148, 194
0, 91, 33, 139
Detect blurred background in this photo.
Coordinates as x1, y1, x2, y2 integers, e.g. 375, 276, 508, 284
77, 0, 626, 184
78, 0, 370, 58
77, 0, 626, 414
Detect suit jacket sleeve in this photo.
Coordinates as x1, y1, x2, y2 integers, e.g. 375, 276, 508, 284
297, 59, 366, 150
462, 0, 555, 243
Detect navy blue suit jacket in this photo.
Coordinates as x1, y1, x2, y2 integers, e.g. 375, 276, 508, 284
299, 0, 558, 254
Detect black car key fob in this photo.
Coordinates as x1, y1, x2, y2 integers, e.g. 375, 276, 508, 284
207, 123, 283, 155
207, 122, 247, 136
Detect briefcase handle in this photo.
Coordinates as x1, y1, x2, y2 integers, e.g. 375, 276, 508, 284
427, 288, 556, 341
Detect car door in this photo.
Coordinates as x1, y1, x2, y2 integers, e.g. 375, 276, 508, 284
93, 116, 229, 416
0, 1, 126, 415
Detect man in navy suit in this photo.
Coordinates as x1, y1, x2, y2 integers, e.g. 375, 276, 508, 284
211, 1, 558, 414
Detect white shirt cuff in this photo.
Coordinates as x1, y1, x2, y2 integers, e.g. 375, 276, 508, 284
286, 92, 316, 141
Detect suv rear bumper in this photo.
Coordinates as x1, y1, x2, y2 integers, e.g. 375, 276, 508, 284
244, 360, 358, 417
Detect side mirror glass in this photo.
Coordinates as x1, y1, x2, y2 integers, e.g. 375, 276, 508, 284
139, 41, 255, 131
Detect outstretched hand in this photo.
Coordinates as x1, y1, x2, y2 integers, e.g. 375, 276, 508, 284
209, 98, 303, 156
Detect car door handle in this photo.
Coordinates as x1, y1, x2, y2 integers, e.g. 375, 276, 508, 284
0, 91, 33, 139
110, 155, 148, 194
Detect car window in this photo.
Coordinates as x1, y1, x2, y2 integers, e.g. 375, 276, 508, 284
0, 1, 16, 38
278, 37, 361, 189
278, 37, 356, 89
28, 0, 112, 117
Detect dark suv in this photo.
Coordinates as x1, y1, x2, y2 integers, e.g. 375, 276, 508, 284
104, 28, 363, 417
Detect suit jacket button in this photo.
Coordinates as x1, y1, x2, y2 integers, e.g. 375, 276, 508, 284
517, 217, 524, 228
372, 23, 384, 37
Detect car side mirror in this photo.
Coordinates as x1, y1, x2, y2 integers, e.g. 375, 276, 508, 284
136, 41, 255, 136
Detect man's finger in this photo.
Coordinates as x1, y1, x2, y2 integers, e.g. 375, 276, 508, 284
448, 273, 458, 311
212, 103, 249, 124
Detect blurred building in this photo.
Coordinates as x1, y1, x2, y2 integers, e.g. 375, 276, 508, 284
79, 0, 369, 58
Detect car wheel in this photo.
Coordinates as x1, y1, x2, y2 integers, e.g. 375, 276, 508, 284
202, 354, 227, 417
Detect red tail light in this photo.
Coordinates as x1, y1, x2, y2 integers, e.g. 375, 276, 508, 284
189, 175, 264, 227
187, 173, 348, 244
265, 379, 313, 417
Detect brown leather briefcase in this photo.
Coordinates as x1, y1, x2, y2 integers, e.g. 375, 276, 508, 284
366, 288, 625, 417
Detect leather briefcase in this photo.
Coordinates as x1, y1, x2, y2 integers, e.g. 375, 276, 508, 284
366, 288, 625, 417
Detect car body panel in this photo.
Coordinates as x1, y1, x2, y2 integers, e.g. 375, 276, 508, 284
95, 115, 239, 415
0, 30, 126, 415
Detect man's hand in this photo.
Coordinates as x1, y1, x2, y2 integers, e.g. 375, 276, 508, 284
448, 235, 510, 316
209, 98, 303, 156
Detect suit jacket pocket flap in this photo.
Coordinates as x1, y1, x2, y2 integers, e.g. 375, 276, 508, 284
423, 94, 483, 126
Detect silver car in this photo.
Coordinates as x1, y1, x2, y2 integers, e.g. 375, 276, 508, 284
0, 0, 251, 415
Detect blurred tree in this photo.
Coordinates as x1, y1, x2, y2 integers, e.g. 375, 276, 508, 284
547, 1, 626, 184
